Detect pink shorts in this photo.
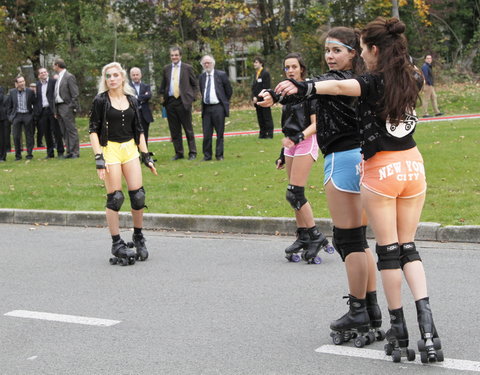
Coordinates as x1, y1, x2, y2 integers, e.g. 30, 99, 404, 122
284, 135, 319, 161
361, 147, 426, 199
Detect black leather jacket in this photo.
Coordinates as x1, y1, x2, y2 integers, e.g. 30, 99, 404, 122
280, 94, 317, 137
89, 92, 144, 146
312, 70, 360, 156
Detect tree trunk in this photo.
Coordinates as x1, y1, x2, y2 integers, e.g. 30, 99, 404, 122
392, 0, 400, 19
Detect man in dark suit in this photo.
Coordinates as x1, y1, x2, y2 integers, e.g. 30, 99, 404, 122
129, 67, 154, 144
6, 76, 36, 160
35, 67, 64, 158
53, 58, 80, 158
0, 86, 8, 161
159, 46, 199, 160
198, 55, 232, 161
251, 56, 274, 138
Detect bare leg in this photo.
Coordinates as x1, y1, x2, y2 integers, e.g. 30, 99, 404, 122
325, 182, 367, 298
122, 158, 144, 229
361, 187, 403, 310
397, 194, 428, 301
286, 155, 315, 228
103, 163, 124, 236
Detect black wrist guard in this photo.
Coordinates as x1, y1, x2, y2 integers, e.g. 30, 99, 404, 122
289, 132, 305, 145
287, 78, 316, 97
276, 148, 285, 167
265, 89, 281, 104
141, 152, 154, 169
95, 153, 106, 169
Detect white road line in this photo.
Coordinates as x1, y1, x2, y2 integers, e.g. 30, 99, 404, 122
316, 345, 480, 373
4, 310, 120, 327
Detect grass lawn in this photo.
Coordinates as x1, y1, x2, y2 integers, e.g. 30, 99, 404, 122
1, 83, 479, 226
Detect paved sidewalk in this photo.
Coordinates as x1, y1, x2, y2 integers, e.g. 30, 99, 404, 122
1, 208, 479, 243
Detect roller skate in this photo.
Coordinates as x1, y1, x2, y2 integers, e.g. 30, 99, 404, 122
366, 291, 386, 342
384, 307, 416, 362
416, 297, 444, 363
301, 226, 335, 264
285, 228, 309, 262
109, 238, 136, 266
131, 233, 149, 261
330, 295, 373, 348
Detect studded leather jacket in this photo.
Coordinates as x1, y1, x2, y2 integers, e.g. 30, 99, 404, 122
89, 92, 144, 146
311, 70, 360, 156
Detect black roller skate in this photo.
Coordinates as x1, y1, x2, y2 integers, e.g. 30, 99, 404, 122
366, 291, 386, 342
416, 297, 444, 363
131, 233, 149, 261
384, 307, 416, 362
301, 226, 335, 264
109, 239, 136, 266
330, 295, 373, 348
285, 228, 309, 262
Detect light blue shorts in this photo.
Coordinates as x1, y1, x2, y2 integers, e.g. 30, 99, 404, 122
323, 148, 362, 193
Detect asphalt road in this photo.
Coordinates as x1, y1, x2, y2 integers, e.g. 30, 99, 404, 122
1, 224, 479, 375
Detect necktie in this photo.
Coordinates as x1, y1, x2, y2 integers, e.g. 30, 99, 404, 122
205, 74, 211, 104
173, 65, 180, 98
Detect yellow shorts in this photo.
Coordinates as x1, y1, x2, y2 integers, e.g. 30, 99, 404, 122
361, 147, 426, 199
102, 139, 139, 165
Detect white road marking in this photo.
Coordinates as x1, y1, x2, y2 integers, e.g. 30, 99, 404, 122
4, 310, 120, 327
27, 356, 38, 361
316, 345, 480, 373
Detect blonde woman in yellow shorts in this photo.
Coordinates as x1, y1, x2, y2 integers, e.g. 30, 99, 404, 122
89, 62, 157, 266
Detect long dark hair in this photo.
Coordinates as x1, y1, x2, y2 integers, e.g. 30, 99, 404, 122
325, 27, 365, 75
361, 17, 420, 124
283, 52, 307, 80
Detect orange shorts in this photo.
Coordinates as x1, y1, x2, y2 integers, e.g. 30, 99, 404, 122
361, 147, 426, 199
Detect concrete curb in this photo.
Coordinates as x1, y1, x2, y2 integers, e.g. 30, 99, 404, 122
1, 209, 479, 243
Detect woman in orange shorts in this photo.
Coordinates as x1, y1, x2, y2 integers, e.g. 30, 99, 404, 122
275, 17, 443, 363
89, 62, 157, 265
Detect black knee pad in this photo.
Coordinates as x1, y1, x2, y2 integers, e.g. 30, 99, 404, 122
129, 186, 146, 210
286, 184, 307, 211
361, 225, 369, 250
400, 242, 422, 269
332, 226, 365, 262
106, 190, 124, 212
376, 243, 401, 271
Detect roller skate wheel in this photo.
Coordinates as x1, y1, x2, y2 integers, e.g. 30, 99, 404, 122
354, 336, 366, 348
120, 258, 129, 266
332, 334, 343, 345
311, 256, 322, 265
436, 349, 444, 362
384, 343, 393, 356
291, 254, 301, 262
325, 245, 335, 254
392, 349, 401, 363
109, 257, 117, 265
128, 257, 136, 265
420, 350, 428, 364
376, 329, 386, 341
433, 337, 442, 350
366, 332, 376, 345
417, 339, 425, 352
126, 242, 134, 248
407, 348, 416, 361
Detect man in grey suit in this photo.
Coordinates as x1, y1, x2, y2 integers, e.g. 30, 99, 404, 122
198, 55, 232, 161
53, 58, 80, 158
6, 76, 36, 160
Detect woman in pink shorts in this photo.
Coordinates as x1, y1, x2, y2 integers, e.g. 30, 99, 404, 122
273, 53, 332, 264
275, 17, 443, 364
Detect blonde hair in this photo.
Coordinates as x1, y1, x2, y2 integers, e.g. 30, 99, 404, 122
97, 62, 135, 96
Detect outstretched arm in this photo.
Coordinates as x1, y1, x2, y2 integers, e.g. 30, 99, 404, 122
275, 78, 362, 98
